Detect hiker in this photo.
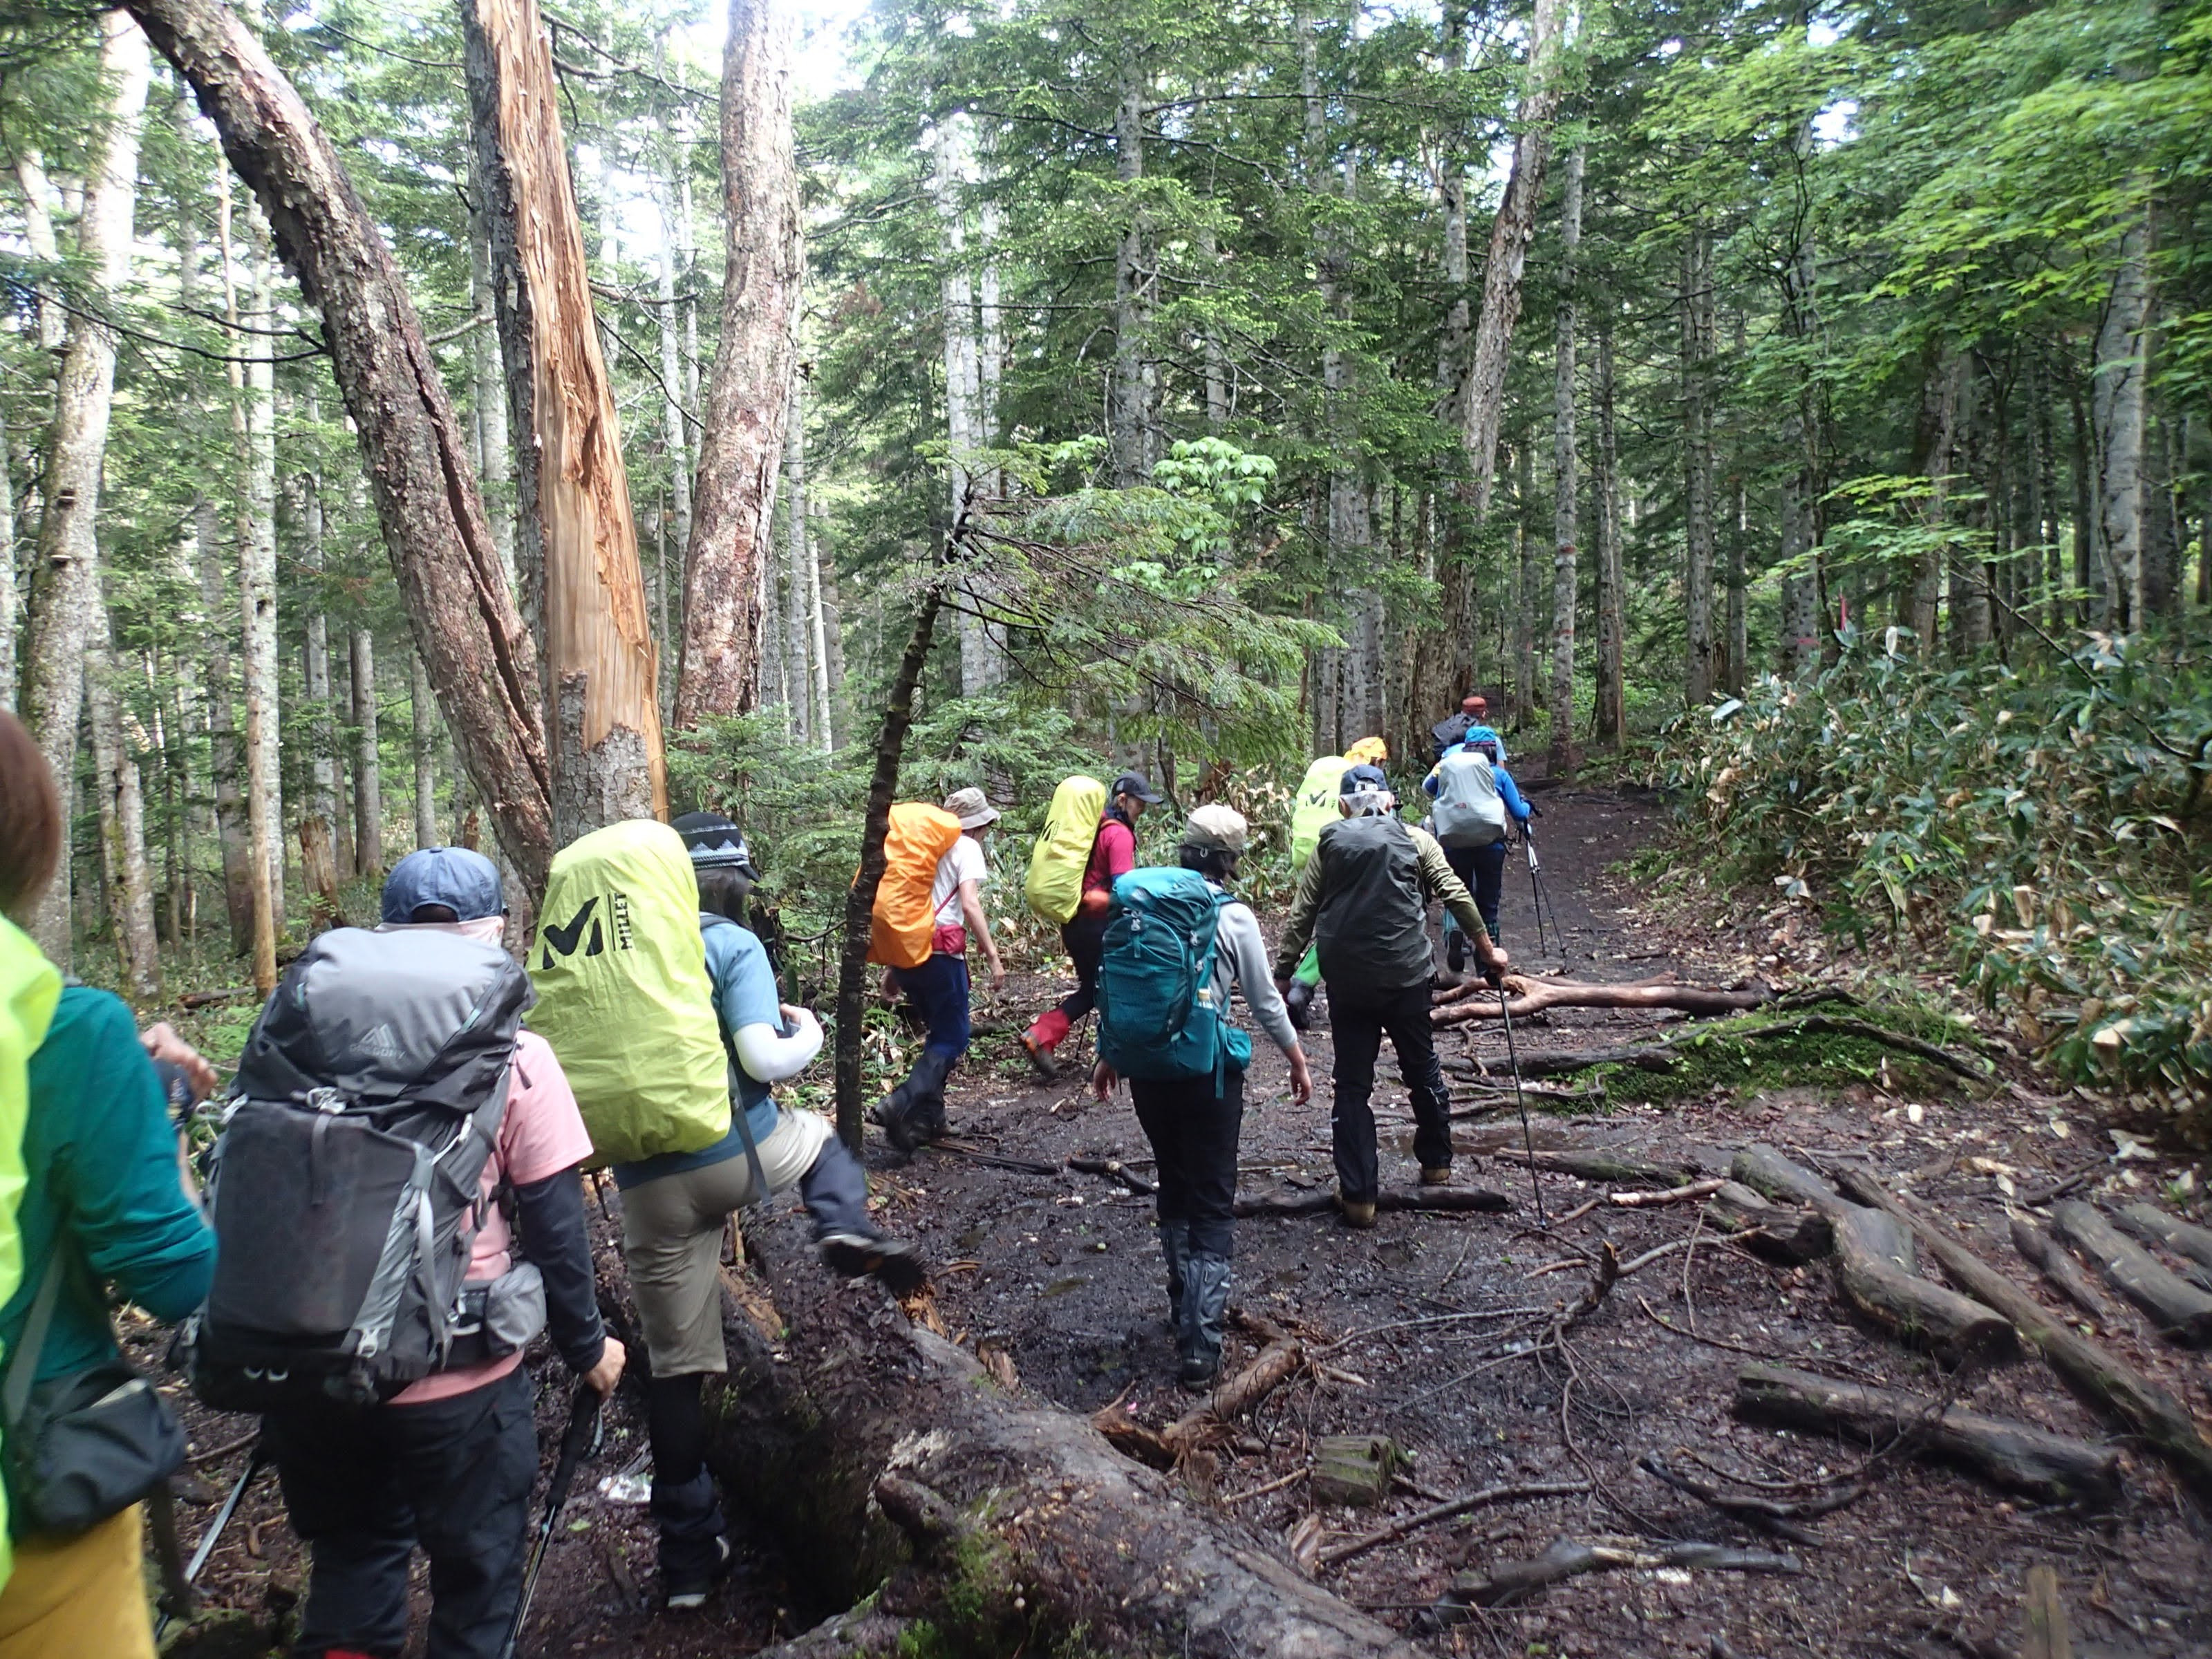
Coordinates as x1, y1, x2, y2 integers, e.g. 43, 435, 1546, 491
872, 789, 1006, 1152
217, 848, 625, 1659
1422, 733, 1532, 967
615, 813, 923, 1609
1281, 737, 1390, 1030
1430, 693, 1483, 762
1020, 771, 1163, 1078
1272, 764, 1507, 1228
0, 712, 215, 1658
1090, 806, 1312, 1389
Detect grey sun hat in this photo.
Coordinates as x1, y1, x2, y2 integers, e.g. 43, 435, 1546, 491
1182, 803, 1250, 855
944, 787, 1000, 830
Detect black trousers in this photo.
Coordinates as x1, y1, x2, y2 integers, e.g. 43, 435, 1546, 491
1056, 912, 1109, 1022
1327, 982, 1453, 1203
1130, 1067, 1246, 1257
1443, 841, 1509, 946
265, 1363, 537, 1659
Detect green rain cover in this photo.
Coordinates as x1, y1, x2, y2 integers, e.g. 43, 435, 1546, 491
527, 821, 730, 1168
1288, 755, 1348, 873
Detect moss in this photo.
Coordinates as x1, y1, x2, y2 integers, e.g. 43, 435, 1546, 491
1588, 1003, 1969, 1109
888, 1531, 1119, 1659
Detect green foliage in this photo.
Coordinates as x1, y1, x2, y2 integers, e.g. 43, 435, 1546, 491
1655, 621, 2212, 1133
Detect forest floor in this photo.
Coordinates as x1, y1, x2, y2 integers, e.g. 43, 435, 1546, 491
157, 784, 2212, 1659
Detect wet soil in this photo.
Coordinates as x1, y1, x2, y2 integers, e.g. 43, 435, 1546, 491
165, 783, 2212, 1658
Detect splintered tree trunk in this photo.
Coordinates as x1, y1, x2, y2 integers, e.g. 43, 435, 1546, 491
1547, 146, 1582, 780
465, 0, 665, 838
1593, 313, 1624, 744
675, 0, 800, 727
2094, 212, 2151, 630
85, 585, 160, 1005
1681, 226, 1717, 707
351, 628, 382, 877
411, 648, 439, 849
129, 0, 554, 891
17, 10, 152, 963
1456, 0, 1564, 516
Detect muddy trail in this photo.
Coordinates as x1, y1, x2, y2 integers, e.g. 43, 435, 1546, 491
160, 785, 2212, 1659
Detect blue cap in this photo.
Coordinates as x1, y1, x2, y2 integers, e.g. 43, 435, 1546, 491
1339, 762, 1389, 796
381, 846, 505, 924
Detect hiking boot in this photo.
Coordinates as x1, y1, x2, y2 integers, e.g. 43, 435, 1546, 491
873, 1049, 954, 1153
1420, 1165, 1453, 1187
1446, 932, 1465, 974
1178, 1253, 1232, 1392
665, 1536, 732, 1611
1339, 1197, 1378, 1230
820, 1230, 928, 1296
1284, 980, 1315, 1032
1021, 1009, 1071, 1081
1020, 1032, 1061, 1081
652, 1470, 730, 1611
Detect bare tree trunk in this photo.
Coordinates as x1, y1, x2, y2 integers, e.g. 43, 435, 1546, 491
297, 386, 340, 848
1593, 313, 1625, 744
1546, 145, 1582, 781
17, 10, 153, 964
351, 627, 382, 877
675, 0, 800, 726
655, 172, 694, 571
1681, 226, 1717, 707
465, 0, 666, 838
467, 209, 518, 590
411, 648, 439, 849
937, 118, 1004, 696
1110, 61, 1151, 488
1909, 355, 1963, 647
1512, 443, 1537, 726
816, 535, 848, 747
236, 203, 285, 938
2094, 212, 2151, 630
128, 0, 556, 891
15, 149, 65, 356
780, 391, 812, 742
1456, 0, 1565, 515
85, 584, 160, 1004
1779, 214, 1822, 679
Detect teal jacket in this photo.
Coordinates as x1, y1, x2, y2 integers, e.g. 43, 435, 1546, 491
0, 987, 216, 1386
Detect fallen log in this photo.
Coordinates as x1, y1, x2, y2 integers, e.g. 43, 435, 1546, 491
2050, 1201, 2212, 1346
1436, 1538, 1801, 1613
1433, 975, 1772, 1027
1830, 1168, 2212, 1499
715, 1211, 1426, 1658
1732, 1364, 2119, 1506
2110, 1203, 2212, 1287
2009, 1217, 2124, 1329
1497, 1148, 1697, 1188
1703, 1181, 1833, 1265
1734, 1147, 2012, 1361
1232, 1186, 1511, 1219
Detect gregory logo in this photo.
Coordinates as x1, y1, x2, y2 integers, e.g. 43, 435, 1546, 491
355, 1022, 404, 1063
538, 893, 637, 968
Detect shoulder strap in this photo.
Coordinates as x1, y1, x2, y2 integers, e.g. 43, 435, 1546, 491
4, 1248, 69, 1431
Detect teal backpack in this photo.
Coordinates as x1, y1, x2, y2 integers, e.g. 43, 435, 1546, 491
1096, 868, 1254, 1085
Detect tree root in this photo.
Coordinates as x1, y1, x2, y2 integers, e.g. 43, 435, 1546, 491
1636, 1454, 1865, 1546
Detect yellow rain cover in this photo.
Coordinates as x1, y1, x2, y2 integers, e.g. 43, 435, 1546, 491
527, 821, 729, 1168
1023, 775, 1107, 925
1289, 755, 1348, 872
0, 916, 62, 1586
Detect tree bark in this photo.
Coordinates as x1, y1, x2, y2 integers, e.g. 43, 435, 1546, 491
1110, 59, 1152, 488
816, 532, 848, 748
411, 648, 440, 849
14, 149, 65, 356
1593, 313, 1624, 743
1456, 0, 1564, 516
781, 400, 813, 740
833, 588, 941, 1151
1546, 145, 1582, 780
127, 0, 556, 892
675, 0, 801, 727
655, 171, 693, 583
230, 198, 285, 943
85, 585, 161, 1005
464, 0, 666, 841
2093, 212, 2151, 630
297, 384, 340, 842
2050, 1201, 2212, 1346
1512, 443, 1537, 724
350, 627, 382, 878
17, 10, 153, 964
466, 208, 518, 590
1681, 225, 1717, 706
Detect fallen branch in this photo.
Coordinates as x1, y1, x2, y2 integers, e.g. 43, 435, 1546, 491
177, 986, 255, 1010
1831, 1168, 2212, 1498
1318, 1480, 1590, 1568
1232, 1186, 1510, 1219
1067, 1156, 1158, 1196
1611, 1178, 1727, 1209
1433, 975, 1773, 1027
2009, 1216, 2124, 1329
2050, 1201, 2212, 1345
1436, 1537, 1801, 1613
1095, 1318, 1306, 1470
1732, 1364, 2119, 1506
2017, 1159, 2106, 1208
1636, 1454, 1865, 1546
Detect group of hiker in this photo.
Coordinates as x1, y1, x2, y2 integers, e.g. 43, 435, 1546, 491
0, 686, 1535, 1656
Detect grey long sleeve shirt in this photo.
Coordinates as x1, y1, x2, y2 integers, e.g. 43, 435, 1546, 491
1211, 892, 1301, 1056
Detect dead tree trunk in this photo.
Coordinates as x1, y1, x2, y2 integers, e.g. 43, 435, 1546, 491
832, 588, 941, 1151
17, 9, 153, 964
1547, 144, 1582, 781
127, 0, 555, 892
463, 0, 666, 839
713, 1208, 1427, 1659
674, 0, 801, 726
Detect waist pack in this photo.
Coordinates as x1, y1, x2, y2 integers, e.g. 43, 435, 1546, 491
1289, 756, 1348, 873
1096, 868, 1252, 1085
529, 821, 731, 1168
187, 928, 530, 1410
1024, 775, 1107, 924
868, 804, 964, 970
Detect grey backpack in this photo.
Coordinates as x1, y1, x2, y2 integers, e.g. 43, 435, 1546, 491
187, 928, 531, 1409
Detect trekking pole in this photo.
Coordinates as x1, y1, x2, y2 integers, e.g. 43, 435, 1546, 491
1495, 977, 1547, 1228
152, 1448, 268, 1642
499, 1381, 605, 1659
1523, 830, 1550, 958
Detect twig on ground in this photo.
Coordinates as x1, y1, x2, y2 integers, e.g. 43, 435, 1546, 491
1434, 1537, 1803, 1614
1636, 1454, 1866, 1547
1611, 1178, 1727, 1208
1318, 1481, 1591, 1568
1219, 1467, 1308, 1507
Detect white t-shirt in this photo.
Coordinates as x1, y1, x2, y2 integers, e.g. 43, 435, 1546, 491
931, 834, 988, 926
